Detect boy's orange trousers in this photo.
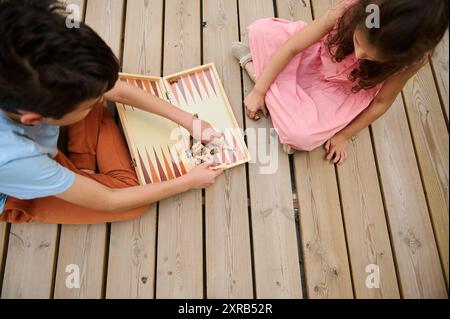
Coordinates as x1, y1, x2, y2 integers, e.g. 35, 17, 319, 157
0, 104, 148, 224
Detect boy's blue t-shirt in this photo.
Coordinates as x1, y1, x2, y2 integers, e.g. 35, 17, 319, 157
0, 110, 76, 214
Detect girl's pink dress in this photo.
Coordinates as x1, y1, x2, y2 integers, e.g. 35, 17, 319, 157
247, 1, 383, 151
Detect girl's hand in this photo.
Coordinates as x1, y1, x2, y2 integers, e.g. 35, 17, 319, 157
244, 89, 268, 120
186, 162, 223, 189
324, 134, 349, 165
188, 116, 223, 145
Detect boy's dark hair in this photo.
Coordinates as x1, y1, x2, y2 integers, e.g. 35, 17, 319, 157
0, 0, 119, 119
327, 0, 449, 92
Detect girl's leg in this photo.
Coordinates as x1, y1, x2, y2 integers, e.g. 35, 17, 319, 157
244, 62, 257, 83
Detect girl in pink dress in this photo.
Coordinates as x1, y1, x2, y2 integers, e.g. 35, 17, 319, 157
232, 0, 448, 164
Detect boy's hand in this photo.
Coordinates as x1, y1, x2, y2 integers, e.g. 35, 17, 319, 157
325, 134, 349, 165
244, 89, 267, 120
188, 116, 223, 145
186, 162, 223, 189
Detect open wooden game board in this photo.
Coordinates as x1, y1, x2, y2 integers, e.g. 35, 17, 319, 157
116, 63, 251, 185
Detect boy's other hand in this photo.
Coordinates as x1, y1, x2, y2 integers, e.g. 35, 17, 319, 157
186, 162, 223, 189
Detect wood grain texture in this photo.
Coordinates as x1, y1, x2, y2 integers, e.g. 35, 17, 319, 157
156, 0, 203, 299
54, 0, 125, 299
238, 0, 303, 299
308, 0, 399, 298
402, 64, 449, 285
1, 224, 58, 298
106, 0, 163, 299
311, 0, 337, 17
54, 225, 107, 298
295, 150, 353, 298
276, 0, 313, 23
0, 222, 8, 293
203, 0, 253, 299
431, 30, 449, 123
277, 0, 353, 299
372, 96, 447, 298
337, 129, 400, 298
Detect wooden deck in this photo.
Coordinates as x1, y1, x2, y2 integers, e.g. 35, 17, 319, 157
0, 0, 448, 299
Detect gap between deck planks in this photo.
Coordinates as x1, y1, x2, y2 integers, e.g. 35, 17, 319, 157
203, 0, 254, 299
105, 0, 161, 299
0, 0, 448, 299
54, 0, 123, 299
238, 0, 303, 299
288, 0, 354, 299
155, 0, 204, 299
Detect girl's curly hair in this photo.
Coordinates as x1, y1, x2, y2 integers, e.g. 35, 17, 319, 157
326, 0, 449, 92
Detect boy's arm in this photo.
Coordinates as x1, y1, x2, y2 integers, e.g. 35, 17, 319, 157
56, 162, 221, 212
252, 1, 346, 96
104, 81, 221, 143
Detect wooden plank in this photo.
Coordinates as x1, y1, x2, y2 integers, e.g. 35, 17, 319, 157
203, 0, 253, 298
276, 0, 313, 23
311, 0, 336, 17
371, 95, 447, 298
53, 0, 125, 299
277, 0, 352, 299
306, 0, 399, 299
238, 0, 303, 299
294, 150, 353, 299
54, 225, 108, 298
105, 0, 163, 299
1, 224, 58, 298
431, 30, 449, 123
337, 129, 400, 298
0, 0, 85, 299
402, 64, 449, 285
0, 222, 9, 293
156, 0, 203, 299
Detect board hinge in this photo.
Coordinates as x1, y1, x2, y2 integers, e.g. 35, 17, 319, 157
165, 91, 171, 101
130, 158, 137, 168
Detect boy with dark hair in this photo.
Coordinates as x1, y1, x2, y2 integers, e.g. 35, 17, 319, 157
0, 0, 222, 224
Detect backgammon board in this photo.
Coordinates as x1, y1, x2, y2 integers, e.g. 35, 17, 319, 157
116, 63, 250, 185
